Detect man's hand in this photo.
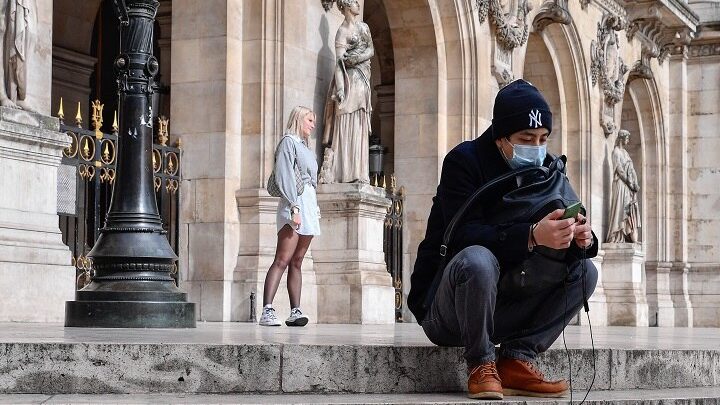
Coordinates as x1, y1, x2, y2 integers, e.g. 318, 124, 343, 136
573, 213, 593, 249
533, 209, 576, 249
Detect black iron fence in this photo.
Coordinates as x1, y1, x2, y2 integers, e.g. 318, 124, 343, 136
380, 174, 404, 322
56, 99, 181, 288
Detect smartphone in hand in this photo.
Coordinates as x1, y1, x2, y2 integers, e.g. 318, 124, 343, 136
561, 201, 583, 220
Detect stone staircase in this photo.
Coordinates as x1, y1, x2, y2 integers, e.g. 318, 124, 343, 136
1, 323, 720, 403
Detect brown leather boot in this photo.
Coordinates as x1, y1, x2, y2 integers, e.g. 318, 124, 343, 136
496, 357, 569, 398
467, 361, 503, 400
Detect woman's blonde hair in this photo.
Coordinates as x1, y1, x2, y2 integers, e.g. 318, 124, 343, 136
285, 106, 315, 137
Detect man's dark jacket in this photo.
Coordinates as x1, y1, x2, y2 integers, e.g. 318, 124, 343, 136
407, 127, 598, 322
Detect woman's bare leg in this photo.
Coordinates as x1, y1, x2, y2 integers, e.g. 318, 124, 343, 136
263, 225, 299, 306
287, 235, 313, 308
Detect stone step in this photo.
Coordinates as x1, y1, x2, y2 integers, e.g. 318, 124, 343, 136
2, 341, 719, 394
3, 388, 720, 404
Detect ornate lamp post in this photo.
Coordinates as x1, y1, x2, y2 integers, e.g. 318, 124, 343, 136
65, 0, 195, 328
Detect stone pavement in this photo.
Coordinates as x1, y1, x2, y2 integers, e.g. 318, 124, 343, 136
3, 388, 720, 404
1, 322, 720, 403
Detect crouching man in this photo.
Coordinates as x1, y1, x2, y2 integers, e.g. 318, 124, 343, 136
408, 79, 598, 400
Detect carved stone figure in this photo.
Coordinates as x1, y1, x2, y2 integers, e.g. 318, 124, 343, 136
0, 0, 36, 110
591, 13, 628, 137
320, 0, 374, 184
477, 0, 531, 51
606, 130, 641, 243
591, 14, 627, 107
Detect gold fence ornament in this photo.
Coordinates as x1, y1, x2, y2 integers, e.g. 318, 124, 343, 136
57, 97, 65, 123
112, 110, 119, 134
166, 178, 179, 194
157, 116, 169, 146
63, 131, 79, 158
75, 101, 83, 127
91, 100, 104, 139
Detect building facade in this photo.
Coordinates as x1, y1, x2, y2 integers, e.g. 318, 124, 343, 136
2, 0, 718, 326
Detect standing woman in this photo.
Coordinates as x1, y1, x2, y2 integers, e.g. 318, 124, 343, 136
260, 106, 321, 327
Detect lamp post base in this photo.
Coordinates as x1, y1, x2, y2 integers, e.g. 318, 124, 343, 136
65, 300, 196, 328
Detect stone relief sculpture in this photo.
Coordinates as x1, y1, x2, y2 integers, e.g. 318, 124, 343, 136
476, 0, 531, 51
320, 0, 374, 184
591, 13, 628, 136
606, 129, 641, 243
532, 0, 571, 32
0, 0, 36, 111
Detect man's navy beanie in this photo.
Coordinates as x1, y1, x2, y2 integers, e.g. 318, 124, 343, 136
491, 79, 552, 140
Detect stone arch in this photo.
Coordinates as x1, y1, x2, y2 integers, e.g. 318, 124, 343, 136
523, 20, 593, 212
380, 0, 476, 320
522, 32, 563, 155
622, 78, 668, 263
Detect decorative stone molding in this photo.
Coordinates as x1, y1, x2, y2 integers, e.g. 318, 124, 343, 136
689, 43, 720, 57
625, 1, 698, 65
591, 14, 628, 106
627, 19, 694, 65
491, 38, 515, 88
476, 0, 531, 50
591, 13, 627, 137
579, 0, 627, 20
533, 0, 571, 32
628, 59, 653, 83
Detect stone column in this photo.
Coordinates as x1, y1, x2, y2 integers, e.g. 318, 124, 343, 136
667, 50, 693, 326
0, 108, 74, 322
602, 243, 649, 326
645, 261, 675, 326
313, 183, 394, 324
172, 0, 243, 321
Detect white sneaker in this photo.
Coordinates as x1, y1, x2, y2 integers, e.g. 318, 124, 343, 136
259, 307, 281, 326
285, 308, 309, 327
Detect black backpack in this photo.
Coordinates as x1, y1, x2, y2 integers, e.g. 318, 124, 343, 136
423, 155, 582, 311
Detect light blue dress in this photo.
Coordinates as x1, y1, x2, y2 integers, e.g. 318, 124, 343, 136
274, 133, 321, 236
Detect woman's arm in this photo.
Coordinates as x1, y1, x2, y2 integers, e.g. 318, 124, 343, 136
275, 138, 299, 210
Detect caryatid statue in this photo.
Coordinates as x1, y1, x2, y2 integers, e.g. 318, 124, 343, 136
606, 129, 641, 243
0, 0, 36, 111
319, 0, 374, 184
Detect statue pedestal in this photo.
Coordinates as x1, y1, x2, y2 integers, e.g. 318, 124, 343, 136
231, 189, 317, 322
602, 243, 648, 326
314, 183, 395, 324
0, 107, 74, 322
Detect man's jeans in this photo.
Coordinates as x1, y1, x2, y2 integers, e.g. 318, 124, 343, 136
421, 245, 598, 366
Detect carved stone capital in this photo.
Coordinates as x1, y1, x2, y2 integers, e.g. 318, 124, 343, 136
533, 0, 571, 32
625, 1, 697, 65
627, 58, 653, 83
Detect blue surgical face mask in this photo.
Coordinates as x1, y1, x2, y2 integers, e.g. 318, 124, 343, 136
503, 138, 547, 169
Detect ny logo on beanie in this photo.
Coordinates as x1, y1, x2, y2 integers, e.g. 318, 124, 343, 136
529, 109, 542, 128
491, 79, 553, 139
